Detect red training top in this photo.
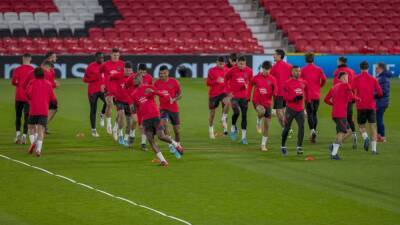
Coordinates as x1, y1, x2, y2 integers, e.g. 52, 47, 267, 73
250, 73, 277, 107
324, 81, 354, 118
352, 71, 383, 110
26, 78, 56, 116
300, 63, 326, 100
154, 78, 181, 112
114, 75, 132, 104
207, 66, 227, 98
333, 66, 356, 86
225, 66, 253, 99
270, 60, 292, 97
283, 78, 308, 112
11, 64, 34, 101
131, 85, 166, 121
83, 62, 103, 95
100, 60, 124, 95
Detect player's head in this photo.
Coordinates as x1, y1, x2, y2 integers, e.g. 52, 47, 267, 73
216, 56, 225, 68
338, 71, 348, 83
375, 62, 386, 74
41, 60, 53, 71
34, 67, 45, 79
305, 52, 314, 63
137, 63, 147, 75
291, 65, 301, 78
159, 65, 170, 80
111, 48, 120, 61
338, 56, 347, 66
45, 51, 57, 63
274, 49, 285, 62
22, 53, 31, 64
124, 61, 133, 75
360, 61, 369, 71
237, 55, 246, 69
95, 52, 104, 64
228, 53, 237, 66
134, 72, 143, 86
261, 60, 272, 75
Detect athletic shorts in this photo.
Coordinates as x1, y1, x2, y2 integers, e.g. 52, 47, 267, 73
333, 118, 349, 134
231, 98, 248, 109
28, 115, 48, 126
160, 110, 180, 126
273, 96, 286, 109
357, 109, 376, 124
253, 103, 272, 118
209, 93, 226, 109
49, 100, 58, 110
115, 101, 131, 116
143, 117, 164, 135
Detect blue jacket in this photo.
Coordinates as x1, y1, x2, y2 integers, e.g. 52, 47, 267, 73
375, 70, 391, 108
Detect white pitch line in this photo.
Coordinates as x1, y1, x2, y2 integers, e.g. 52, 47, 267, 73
0, 154, 192, 225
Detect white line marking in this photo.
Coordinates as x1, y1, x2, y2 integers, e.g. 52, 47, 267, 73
0, 154, 192, 225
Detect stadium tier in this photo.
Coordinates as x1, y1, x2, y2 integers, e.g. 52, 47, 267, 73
259, 0, 400, 54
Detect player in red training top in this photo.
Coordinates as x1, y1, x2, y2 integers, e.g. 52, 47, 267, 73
325, 72, 356, 160
220, 53, 238, 131
225, 56, 253, 144
300, 52, 326, 143
333, 56, 358, 149
281, 66, 308, 156
270, 49, 292, 129
206, 56, 229, 139
83, 52, 106, 137
26, 67, 56, 157
11, 53, 34, 144
250, 61, 277, 151
352, 61, 383, 154
131, 74, 184, 166
43, 52, 59, 134
154, 65, 183, 154
100, 48, 124, 134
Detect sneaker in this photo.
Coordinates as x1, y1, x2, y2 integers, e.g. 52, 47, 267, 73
160, 161, 169, 167
296, 147, 303, 155
223, 131, 228, 136
123, 140, 130, 147
173, 149, 182, 159
99, 114, 105, 127
209, 131, 215, 139
221, 118, 228, 133
230, 129, 237, 141
106, 125, 112, 135
288, 129, 294, 139
176, 143, 184, 155
169, 144, 176, 154
113, 130, 118, 141
118, 136, 125, 145
377, 135, 386, 143
91, 130, 100, 137
21, 135, 27, 144
28, 143, 36, 155
141, 144, 147, 151
281, 146, 287, 156
372, 151, 379, 155
330, 154, 341, 160
328, 144, 333, 153
261, 145, 268, 152
35, 149, 41, 157
14, 134, 21, 144
363, 137, 370, 151
240, 138, 248, 145
310, 132, 316, 144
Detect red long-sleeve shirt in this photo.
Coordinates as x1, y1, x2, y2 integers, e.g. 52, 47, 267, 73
114, 75, 132, 104
270, 60, 292, 97
44, 68, 57, 89
131, 85, 166, 121
225, 66, 253, 99
324, 81, 354, 118
283, 78, 308, 112
352, 71, 383, 110
26, 78, 56, 116
83, 62, 103, 95
11, 64, 34, 101
250, 73, 277, 107
300, 63, 326, 100
207, 66, 227, 98
154, 78, 181, 112
333, 66, 356, 86
100, 60, 124, 95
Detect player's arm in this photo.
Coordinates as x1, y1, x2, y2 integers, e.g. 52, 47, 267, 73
11, 69, 19, 86
272, 78, 278, 97
303, 81, 309, 102
206, 70, 216, 87
172, 80, 182, 102
320, 69, 327, 87
374, 77, 385, 98
246, 71, 253, 101
324, 88, 333, 105
83, 65, 98, 83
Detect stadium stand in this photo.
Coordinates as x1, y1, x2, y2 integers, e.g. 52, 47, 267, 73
258, 0, 400, 54
0, 0, 263, 54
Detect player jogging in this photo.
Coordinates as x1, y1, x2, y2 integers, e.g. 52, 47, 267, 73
11, 53, 34, 144
44, 52, 59, 134
250, 61, 277, 151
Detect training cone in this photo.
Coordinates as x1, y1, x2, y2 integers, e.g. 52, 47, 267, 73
305, 155, 315, 161
76, 132, 85, 138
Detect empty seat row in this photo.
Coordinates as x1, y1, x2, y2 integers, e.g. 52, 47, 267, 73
0, 12, 95, 22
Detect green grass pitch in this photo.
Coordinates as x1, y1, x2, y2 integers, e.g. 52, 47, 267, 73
0, 79, 399, 225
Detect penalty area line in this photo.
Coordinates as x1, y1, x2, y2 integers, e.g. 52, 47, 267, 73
0, 154, 192, 225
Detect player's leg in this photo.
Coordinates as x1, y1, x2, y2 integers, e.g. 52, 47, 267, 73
21, 102, 29, 144
313, 100, 320, 131
230, 98, 240, 140
35, 123, 45, 157
357, 110, 369, 151
27, 117, 37, 154
368, 110, 378, 154
221, 95, 230, 135
128, 112, 137, 146
145, 129, 168, 166
208, 96, 218, 139
105, 95, 113, 134
89, 93, 99, 137
140, 125, 147, 150
48, 101, 57, 123
376, 106, 386, 142
15, 101, 24, 143
154, 118, 183, 157
255, 104, 265, 134
238, 99, 248, 144
261, 108, 271, 151
116, 105, 126, 144
274, 96, 285, 127
294, 110, 305, 155
281, 108, 294, 155
347, 102, 357, 149
99, 92, 106, 127
330, 118, 349, 160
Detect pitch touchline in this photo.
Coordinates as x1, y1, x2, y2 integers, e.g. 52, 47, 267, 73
0, 154, 192, 225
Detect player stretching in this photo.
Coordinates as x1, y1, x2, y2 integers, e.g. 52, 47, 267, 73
154, 66, 183, 153
250, 61, 277, 151
270, 49, 293, 136
131, 74, 184, 165
324, 72, 355, 160
44, 52, 59, 134
83, 52, 106, 137
333, 56, 357, 149
26, 67, 56, 157
207, 56, 229, 139
352, 61, 383, 154
300, 53, 326, 143
220, 53, 238, 132
281, 66, 308, 156
101, 48, 124, 134
11, 53, 34, 144
136, 64, 153, 149
225, 56, 253, 144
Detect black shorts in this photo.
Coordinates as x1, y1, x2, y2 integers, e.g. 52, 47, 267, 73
28, 115, 48, 126
231, 98, 248, 109
49, 100, 58, 110
357, 109, 376, 124
209, 93, 226, 109
115, 101, 131, 116
143, 117, 164, 135
160, 110, 180, 126
333, 118, 349, 133
273, 96, 286, 109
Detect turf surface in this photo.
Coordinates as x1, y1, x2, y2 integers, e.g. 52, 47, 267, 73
0, 79, 399, 225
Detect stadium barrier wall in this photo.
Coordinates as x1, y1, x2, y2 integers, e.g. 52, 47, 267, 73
1, 55, 399, 79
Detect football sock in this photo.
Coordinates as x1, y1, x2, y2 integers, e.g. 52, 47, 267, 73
241, 130, 247, 139
362, 132, 368, 140
261, 136, 268, 146
371, 141, 377, 152
156, 152, 166, 162
332, 143, 340, 156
